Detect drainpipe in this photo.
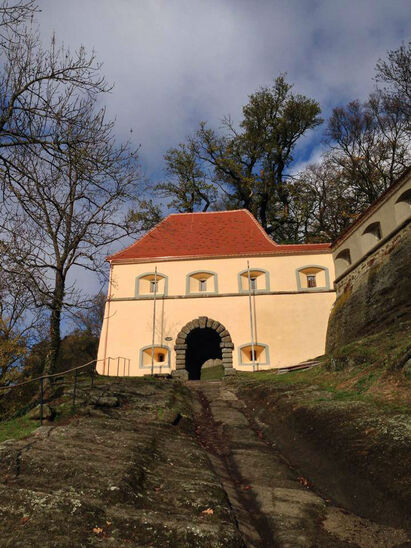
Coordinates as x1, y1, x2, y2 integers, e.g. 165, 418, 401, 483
103, 261, 113, 375
247, 261, 256, 371
151, 266, 158, 375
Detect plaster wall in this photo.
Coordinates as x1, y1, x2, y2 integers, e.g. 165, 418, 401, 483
333, 172, 411, 279
97, 252, 335, 375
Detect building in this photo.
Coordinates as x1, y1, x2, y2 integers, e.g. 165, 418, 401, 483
327, 167, 411, 352
97, 209, 335, 379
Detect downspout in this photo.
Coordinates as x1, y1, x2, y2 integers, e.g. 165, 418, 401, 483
247, 261, 256, 371
103, 261, 113, 375
151, 266, 158, 375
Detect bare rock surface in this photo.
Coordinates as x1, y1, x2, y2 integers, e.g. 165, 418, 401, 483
0, 379, 241, 547
0, 377, 409, 547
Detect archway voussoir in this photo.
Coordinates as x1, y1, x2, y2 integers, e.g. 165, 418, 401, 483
211, 320, 220, 330
206, 318, 214, 328
216, 324, 225, 334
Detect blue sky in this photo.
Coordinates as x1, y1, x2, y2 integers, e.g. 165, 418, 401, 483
36, 0, 410, 297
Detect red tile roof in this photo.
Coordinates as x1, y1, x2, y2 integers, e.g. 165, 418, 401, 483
108, 210, 331, 262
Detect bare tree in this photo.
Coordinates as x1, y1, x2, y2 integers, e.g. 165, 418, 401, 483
1, 96, 142, 375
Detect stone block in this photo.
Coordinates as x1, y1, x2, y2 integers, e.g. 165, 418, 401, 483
171, 369, 189, 381
221, 335, 232, 342
175, 336, 186, 344
224, 367, 237, 376
220, 330, 229, 338
206, 318, 214, 328
211, 320, 220, 330
174, 344, 187, 350
221, 342, 234, 349
199, 317, 207, 328
216, 324, 226, 333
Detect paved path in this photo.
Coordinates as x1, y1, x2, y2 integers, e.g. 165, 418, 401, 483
189, 381, 409, 548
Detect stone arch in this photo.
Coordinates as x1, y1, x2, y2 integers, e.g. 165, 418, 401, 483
172, 316, 235, 379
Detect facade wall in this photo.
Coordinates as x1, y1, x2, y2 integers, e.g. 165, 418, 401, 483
333, 171, 411, 280
97, 252, 335, 375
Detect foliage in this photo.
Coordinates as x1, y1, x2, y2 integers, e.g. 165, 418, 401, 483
156, 45, 410, 244
159, 75, 322, 241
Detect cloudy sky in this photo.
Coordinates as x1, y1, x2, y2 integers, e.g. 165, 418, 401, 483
38, 0, 410, 179
36, 1, 410, 298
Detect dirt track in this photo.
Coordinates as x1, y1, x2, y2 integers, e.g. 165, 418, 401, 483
190, 381, 410, 547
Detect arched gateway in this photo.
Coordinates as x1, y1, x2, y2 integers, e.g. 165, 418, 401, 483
172, 316, 235, 380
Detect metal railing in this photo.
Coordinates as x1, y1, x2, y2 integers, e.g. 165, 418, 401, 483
0, 356, 131, 426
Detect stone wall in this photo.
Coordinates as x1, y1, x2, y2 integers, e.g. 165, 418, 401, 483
326, 222, 411, 353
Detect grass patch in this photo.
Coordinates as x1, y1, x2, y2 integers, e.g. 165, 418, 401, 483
0, 415, 37, 443
200, 365, 224, 381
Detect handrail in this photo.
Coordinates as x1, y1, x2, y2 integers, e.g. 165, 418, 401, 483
0, 356, 130, 391
0, 356, 131, 427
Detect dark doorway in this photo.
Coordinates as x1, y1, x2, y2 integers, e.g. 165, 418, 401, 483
185, 327, 222, 380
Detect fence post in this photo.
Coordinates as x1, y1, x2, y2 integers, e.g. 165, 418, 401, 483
117, 356, 120, 377
128, 359, 130, 376
39, 377, 44, 426
108, 357, 110, 376
123, 357, 126, 377
72, 369, 78, 409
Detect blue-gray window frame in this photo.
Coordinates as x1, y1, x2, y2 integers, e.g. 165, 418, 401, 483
295, 265, 330, 292
238, 342, 270, 365
185, 270, 219, 295
135, 272, 169, 298
139, 344, 171, 369
237, 268, 270, 293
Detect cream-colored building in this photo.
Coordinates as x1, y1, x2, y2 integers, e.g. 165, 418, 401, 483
97, 210, 336, 378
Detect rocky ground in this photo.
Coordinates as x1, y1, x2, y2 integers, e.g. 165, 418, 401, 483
0, 377, 410, 547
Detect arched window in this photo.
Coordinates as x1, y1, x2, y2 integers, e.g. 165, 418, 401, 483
135, 272, 168, 297
335, 249, 351, 277
186, 271, 218, 295
394, 188, 411, 224
361, 221, 382, 253
238, 343, 270, 365
238, 269, 270, 292
295, 265, 330, 291
139, 345, 170, 369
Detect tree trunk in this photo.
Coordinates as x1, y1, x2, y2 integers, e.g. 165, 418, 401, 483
43, 271, 64, 377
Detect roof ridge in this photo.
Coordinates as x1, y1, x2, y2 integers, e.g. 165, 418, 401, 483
167, 209, 247, 217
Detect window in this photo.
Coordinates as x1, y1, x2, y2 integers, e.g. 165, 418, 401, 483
140, 346, 170, 368
296, 266, 329, 291
239, 343, 270, 366
186, 271, 218, 294
238, 269, 269, 292
307, 275, 316, 288
135, 273, 167, 297
334, 249, 351, 277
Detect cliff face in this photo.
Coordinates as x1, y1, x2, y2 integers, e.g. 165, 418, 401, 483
326, 223, 411, 354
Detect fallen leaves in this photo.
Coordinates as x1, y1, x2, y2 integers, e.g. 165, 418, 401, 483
20, 516, 30, 525
201, 508, 214, 515
93, 527, 103, 535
